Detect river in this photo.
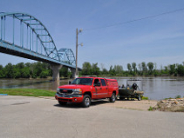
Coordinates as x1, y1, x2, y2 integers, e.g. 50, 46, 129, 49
0, 77, 184, 100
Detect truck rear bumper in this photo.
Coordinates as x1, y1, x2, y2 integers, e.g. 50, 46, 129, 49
55, 93, 83, 103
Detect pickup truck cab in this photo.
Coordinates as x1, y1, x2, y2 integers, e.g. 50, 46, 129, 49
55, 77, 119, 107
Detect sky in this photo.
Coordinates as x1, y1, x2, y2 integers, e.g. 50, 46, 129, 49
0, 0, 184, 70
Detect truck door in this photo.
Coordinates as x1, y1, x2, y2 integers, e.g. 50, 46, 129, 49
93, 79, 103, 98
100, 79, 108, 97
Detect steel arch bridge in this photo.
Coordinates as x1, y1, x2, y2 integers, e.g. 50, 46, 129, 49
0, 12, 76, 68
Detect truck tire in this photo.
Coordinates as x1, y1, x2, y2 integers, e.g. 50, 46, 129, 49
58, 101, 67, 105
109, 93, 116, 103
82, 95, 91, 107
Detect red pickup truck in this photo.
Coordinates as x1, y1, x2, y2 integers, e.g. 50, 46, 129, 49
55, 77, 119, 107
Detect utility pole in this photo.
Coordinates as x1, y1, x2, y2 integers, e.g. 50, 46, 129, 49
76, 28, 78, 78
75, 28, 83, 78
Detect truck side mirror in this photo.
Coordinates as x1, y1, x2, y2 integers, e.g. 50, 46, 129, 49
68, 81, 71, 85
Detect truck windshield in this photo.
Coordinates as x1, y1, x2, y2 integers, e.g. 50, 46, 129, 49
71, 78, 93, 85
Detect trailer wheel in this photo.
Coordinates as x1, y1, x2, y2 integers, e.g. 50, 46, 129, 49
119, 97, 125, 100
82, 95, 91, 107
138, 95, 142, 101
109, 93, 116, 103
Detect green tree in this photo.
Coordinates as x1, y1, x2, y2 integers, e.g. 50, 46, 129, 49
0, 65, 5, 78
91, 63, 100, 75
21, 67, 30, 78
13, 66, 21, 78
127, 63, 132, 73
16, 62, 25, 69
109, 65, 116, 76
101, 68, 108, 75
177, 64, 184, 76
141, 62, 147, 75
30, 62, 44, 78
164, 66, 169, 75
82, 62, 91, 75
60, 67, 68, 77
147, 62, 154, 75
169, 64, 176, 75
137, 63, 142, 75
0, 65, 3, 70
132, 62, 137, 74
5, 63, 14, 78
40, 70, 50, 78
25, 62, 31, 67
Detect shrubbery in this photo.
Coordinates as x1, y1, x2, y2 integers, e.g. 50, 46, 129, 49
0, 62, 71, 79
80, 62, 184, 77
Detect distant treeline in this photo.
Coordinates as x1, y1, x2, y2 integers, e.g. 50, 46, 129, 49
0, 61, 184, 79
0, 62, 71, 79
80, 62, 184, 77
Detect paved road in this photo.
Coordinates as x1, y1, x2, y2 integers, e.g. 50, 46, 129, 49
0, 96, 184, 138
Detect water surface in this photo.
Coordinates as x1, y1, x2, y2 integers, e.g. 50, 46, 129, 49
0, 77, 184, 100
116, 77, 184, 100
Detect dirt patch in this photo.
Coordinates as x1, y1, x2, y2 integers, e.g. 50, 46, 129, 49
101, 99, 157, 111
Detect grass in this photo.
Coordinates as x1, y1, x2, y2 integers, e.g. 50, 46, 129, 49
0, 88, 55, 97
118, 95, 149, 100
142, 96, 149, 100
164, 95, 182, 100
148, 106, 154, 111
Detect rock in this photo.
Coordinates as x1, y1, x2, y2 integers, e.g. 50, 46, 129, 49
160, 100, 165, 103
154, 98, 184, 112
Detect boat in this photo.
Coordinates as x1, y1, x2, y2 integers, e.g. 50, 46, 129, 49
118, 79, 144, 101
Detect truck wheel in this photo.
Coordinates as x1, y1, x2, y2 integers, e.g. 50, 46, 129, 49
109, 93, 116, 103
138, 95, 141, 101
58, 101, 67, 105
82, 95, 91, 107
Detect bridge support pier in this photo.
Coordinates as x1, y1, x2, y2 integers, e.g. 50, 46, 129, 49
51, 65, 62, 82
70, 68, 76, 79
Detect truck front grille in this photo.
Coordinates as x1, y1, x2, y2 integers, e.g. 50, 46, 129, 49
59, 89, 73, 94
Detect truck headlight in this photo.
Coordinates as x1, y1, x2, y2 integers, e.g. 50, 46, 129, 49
72, 89, 82, 94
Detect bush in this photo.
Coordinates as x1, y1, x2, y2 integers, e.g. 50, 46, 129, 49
148, 106, 154, 111
175, 95, 181, 99
40, 70, 49, 78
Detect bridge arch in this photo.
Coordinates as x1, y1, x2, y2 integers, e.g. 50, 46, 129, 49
58, 48, 76, 65
0, 12, 76, 67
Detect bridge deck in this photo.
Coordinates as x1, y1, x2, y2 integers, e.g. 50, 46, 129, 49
0, 40, 77, 69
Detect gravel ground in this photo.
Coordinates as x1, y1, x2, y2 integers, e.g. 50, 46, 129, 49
0, 96, 184, 138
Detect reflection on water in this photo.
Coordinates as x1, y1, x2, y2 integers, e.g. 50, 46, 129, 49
0, 77, 184, 100
0, 79, 70, 91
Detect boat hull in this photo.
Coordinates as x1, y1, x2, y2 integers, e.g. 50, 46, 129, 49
118, 88, 144, 100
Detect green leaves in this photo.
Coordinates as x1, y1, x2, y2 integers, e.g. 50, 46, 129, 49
81, 62, 100, 76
